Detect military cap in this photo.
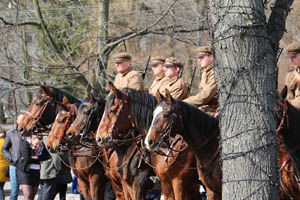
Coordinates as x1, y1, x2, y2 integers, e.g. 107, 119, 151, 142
113, 52, 132, 63
285, 42, 300, 57
164, 57, 184, 68
196, 45, 211, 57
150, 56, 165, 66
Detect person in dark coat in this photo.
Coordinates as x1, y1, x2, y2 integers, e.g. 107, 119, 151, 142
17, 135, 50, 200
2, 115, 23, 200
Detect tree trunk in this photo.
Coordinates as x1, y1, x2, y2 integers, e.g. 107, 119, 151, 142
94, 0, 109, 98
209, 0, 278, 199
22, 30, 32, 105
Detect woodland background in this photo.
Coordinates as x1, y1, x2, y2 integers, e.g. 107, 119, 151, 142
0, 0, 298, 123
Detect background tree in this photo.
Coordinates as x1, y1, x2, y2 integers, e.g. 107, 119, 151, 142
209, 0, 293, 199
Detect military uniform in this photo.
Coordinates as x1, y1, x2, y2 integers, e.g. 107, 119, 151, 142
114, 69, 144, 91
148, 56, 166, 96
158, 76, 189, 100
112, 52, 144, 91
284, 42, 300, 109
183, 46, 218, 115
158, 57, 189, 100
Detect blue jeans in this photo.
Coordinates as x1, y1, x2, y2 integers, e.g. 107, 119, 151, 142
9, 165, 19, 200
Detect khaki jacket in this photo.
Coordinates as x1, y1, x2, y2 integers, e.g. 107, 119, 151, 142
285, 69, 300, 109
184, 64, 217, 114
113, 69, 144, 91
158, 76, 189, 100
148, 74, 166, 96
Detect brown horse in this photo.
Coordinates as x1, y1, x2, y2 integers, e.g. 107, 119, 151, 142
276, 86, 300, 199
17, 83, 81, 136
66, 93, 126, 200
46, 99, 108, 200
96, 83, 201, 200
144, 90, 222, 200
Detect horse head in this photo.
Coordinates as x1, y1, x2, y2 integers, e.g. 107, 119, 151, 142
145, 89, 183, 151
66, 92, 105, 142
17, 84, 58, 136
96, 82, 133, 148
46, 97, 77, 152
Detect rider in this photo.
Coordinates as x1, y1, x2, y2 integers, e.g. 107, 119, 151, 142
148, 56, 166, 96
284, 41, 300, 109
183, 45, 218, 116
113, 52, 144, 91
158, 57, 189, 100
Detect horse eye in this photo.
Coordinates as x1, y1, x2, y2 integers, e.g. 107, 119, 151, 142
163, 113, 169, 118
110, 109, 117, 114
36, 102, 43, 106
83, 111, 89, 115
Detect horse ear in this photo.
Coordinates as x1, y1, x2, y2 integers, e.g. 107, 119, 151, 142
109, 82, 120, 99
40, 84, 52, 96
156, 91, 164, 102
280, 85, 288, 101
165, 89, 175, 103
88, 92, 95, 104
62, 96, 69, 105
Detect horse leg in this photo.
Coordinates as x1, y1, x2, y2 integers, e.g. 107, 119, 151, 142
77, 178, 91, 200
89, 174, 106, 200
161, 180, 174, 200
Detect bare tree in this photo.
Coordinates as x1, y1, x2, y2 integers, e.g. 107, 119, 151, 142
208, 0, 293, 199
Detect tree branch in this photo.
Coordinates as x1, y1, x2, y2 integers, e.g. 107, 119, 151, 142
0, 16, 41, 27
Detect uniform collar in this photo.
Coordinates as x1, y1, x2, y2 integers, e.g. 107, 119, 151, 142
155, 73, 165, 81
203, 64, 213, 72
120, 68, 131, 76
166, 76, 179, 85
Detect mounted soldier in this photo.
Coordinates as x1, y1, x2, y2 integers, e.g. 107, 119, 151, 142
284, 41, 300, 109
183, 45, 218, 116
158, 57, 189, 100
148, 56, 166, 96
113, 52, 144, 91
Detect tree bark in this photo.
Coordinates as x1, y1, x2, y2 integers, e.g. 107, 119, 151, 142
93, 0, 110, 98
209, 0, 280, 199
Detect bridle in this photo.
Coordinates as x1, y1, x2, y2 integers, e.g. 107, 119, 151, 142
23, 95, 58, 134
154, 102, 184, 149
277, 100, 289, 134
99, 90, 142, 146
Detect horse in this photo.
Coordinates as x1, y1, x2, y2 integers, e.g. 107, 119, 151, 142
17, 82, 81, 136
66, 93, 126, 200
276, 85, 300, 199
46, 96, 108, 200
96, 83, 201, 200
144, 89, 222, 200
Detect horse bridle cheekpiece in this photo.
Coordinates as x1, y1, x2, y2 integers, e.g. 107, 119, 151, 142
157, 102, 183, 148
277, 100, 289, 133
25, 95, 57, 133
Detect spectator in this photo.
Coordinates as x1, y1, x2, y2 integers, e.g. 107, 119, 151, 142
38, 150, 61, 200
53, 152, 72, 200
2, 115, 23, 200
17, 135, 50, 200
0, 125, 9, 200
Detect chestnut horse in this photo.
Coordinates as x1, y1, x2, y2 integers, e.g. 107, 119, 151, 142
96, 83, 201, 200
46, 99, 108, 200
17, 83, 81, 136
145, 90, 222, 200
66, 93, 126, 200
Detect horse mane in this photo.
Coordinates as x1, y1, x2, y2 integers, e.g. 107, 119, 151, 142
125, 88, 158, 130
176, 99, 219, 139
47, 87, 81, 104
106, 88, 157, 131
